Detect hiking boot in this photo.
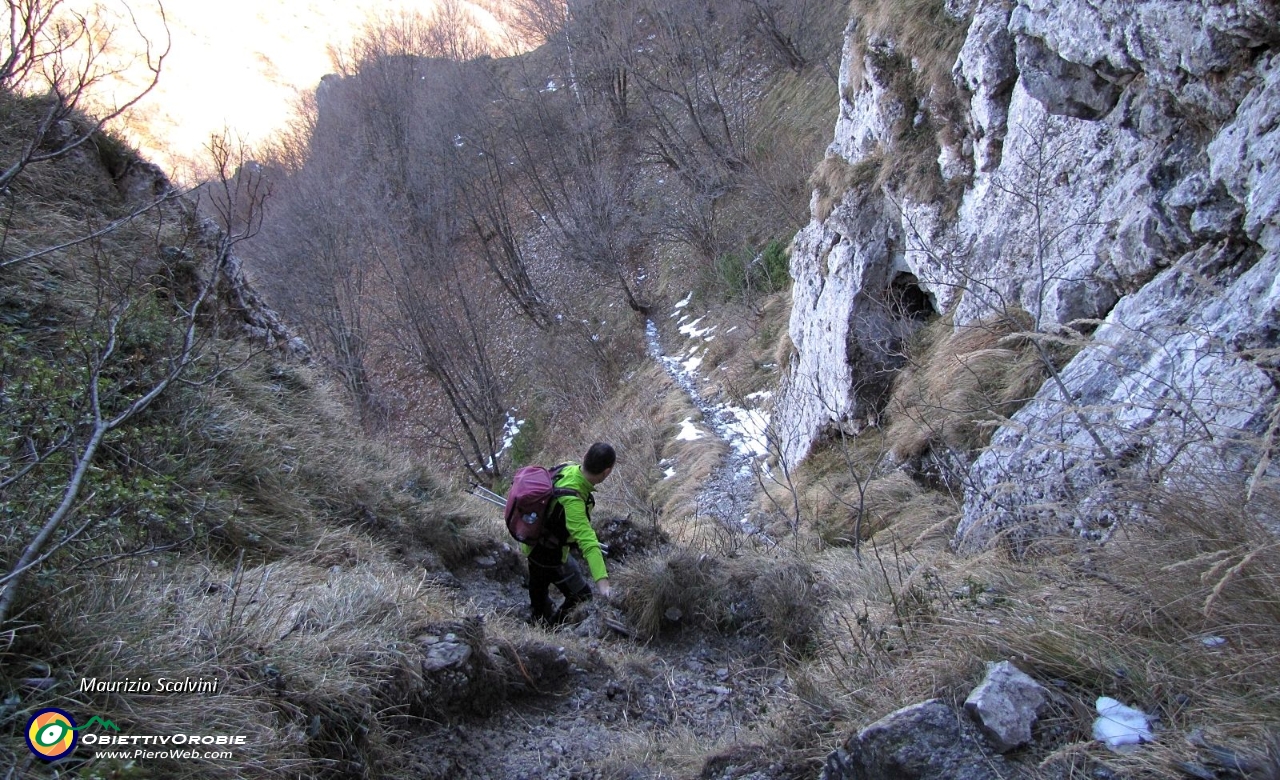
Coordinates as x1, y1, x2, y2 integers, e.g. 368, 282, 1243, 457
530, 598, 555, 628
550, 590, 592, 626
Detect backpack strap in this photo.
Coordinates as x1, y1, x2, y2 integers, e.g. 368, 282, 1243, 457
541, 464, 589, 546
549, 463, 586, 503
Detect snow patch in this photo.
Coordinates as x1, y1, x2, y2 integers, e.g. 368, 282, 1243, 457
679, 317, 716, 339
488, 413, 525, 468
719, 405, 770, 458
646, 319, 773, 461
676, 417, 704, 441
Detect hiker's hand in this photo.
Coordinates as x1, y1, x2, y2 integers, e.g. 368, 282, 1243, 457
596, 578, 614, 602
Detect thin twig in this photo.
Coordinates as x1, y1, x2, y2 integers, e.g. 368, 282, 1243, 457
0, 192, 182, 268
0, 499, 101, 587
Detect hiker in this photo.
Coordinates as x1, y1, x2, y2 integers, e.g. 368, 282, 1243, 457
527, 442, 616, 626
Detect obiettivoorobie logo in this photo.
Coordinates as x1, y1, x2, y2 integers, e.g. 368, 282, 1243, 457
25, 709, 120, 761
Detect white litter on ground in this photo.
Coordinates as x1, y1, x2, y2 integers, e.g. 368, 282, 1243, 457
1092, 697, 1153, 753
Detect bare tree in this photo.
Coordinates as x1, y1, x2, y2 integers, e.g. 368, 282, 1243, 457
448, 81, 556, 329
737, 0, 844, 79
251, 103, 388, 428
0, 0, 170, 191
629, 0, 753, 176
257, 14, 523, 469
379, 236, 510, 482
0, 134, 267, 628
552, 131, 651, 314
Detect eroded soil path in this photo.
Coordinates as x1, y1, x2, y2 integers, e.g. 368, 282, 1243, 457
407, 553, 793, 779
406, 319, 792, 778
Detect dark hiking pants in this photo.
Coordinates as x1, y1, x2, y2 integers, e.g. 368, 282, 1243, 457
528, 543, 591, 625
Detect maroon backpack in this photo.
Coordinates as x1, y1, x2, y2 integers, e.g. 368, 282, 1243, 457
503, 464, 581, 543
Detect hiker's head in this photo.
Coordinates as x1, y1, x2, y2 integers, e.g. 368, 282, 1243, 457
583, 442, 616, 483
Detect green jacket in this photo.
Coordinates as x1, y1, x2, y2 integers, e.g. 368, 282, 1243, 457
522, 464, 609, 582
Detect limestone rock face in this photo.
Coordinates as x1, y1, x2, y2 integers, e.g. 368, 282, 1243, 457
775, 191, 904, 465
776, 0, 1280, 549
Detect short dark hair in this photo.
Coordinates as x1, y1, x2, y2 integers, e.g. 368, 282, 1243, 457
583, 442, 616, 475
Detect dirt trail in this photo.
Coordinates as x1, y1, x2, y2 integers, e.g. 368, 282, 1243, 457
409, 556, 791, 779
407, 326, 791, 778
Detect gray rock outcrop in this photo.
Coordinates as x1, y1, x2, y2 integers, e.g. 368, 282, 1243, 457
105, 146, 308, 358
819, 699, 1004, 780
775, 0, 1280, 549
965, 661, 1049, 753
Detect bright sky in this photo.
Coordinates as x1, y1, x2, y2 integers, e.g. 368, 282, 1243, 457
66, 0, 505, 175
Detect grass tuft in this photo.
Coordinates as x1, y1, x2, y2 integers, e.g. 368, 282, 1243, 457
617, 548, 826, 657
811, 153, 882, 221
884, 311, 1047, 462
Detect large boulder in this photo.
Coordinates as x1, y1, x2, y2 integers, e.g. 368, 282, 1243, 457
820, 699, 1006, 780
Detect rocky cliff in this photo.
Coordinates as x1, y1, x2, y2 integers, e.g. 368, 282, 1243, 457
776, 0, 1280, 549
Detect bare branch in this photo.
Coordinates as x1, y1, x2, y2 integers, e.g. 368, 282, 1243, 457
0, 1, 172, 192
0, 189, 181, 268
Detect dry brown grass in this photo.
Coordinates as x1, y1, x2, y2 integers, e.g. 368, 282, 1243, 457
28, 528, 454, 777
616, 548, 825, 656
19, 523, 606, 778
658, 437, 730, 533
814, 470, 958, 548
600, 714, 823, 780
188, 355, 489, 567
599, 726, 734, 780
836, 0, 971, 206
698, 291, 791, 398
739, 66, 842, 246
884, 311, 1047, 461
539, 359, 725, 534
585, 355, 741, 547
811, 153, 882, 222
846, 0, 970, 90
759, 421, 957, 552
791, 473, 1280, 778
0, 85, 500, 775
